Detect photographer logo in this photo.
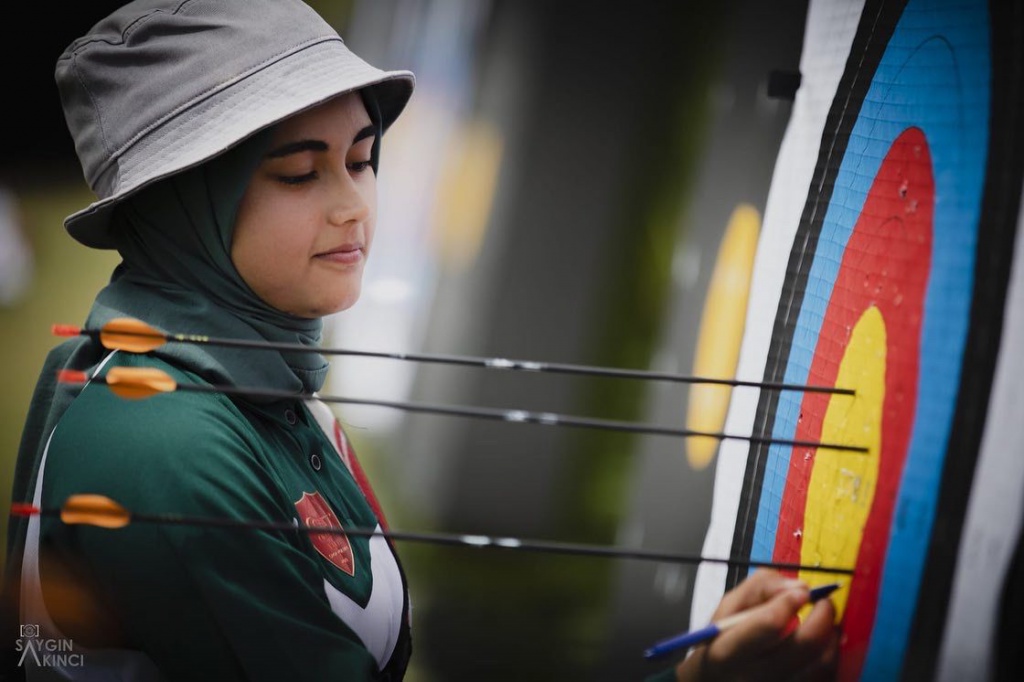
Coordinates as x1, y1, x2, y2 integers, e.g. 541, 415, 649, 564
16, 624, 84, 669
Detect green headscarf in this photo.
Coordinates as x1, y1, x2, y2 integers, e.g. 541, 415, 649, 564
90, 128, 330, 395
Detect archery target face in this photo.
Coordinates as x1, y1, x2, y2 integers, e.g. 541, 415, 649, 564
690, 0, 1021, 679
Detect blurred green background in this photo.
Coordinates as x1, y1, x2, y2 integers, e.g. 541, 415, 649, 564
0, 184, 121, 568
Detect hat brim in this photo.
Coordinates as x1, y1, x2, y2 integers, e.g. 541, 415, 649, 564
65, 39, 414, 250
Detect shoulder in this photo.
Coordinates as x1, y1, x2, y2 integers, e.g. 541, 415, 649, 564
58, 352, 252, 450
42, 352, 270, 508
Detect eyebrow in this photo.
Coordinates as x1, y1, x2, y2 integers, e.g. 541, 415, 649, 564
264, 124, 377, 159
264, 139, 327, 158
353, 124, 377, 144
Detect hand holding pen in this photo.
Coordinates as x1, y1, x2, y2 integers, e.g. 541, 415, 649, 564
656, 570, 841, 682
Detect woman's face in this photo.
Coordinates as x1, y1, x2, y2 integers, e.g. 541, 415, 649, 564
231, 92, 377, 318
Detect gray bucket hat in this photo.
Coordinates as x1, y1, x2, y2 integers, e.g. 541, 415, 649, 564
57, 0, 415, 249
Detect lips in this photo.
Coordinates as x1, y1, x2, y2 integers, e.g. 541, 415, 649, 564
314, 243, 364, 265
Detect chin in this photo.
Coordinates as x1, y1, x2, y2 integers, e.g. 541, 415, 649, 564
314, 292, 362, 317
284, 280, 362, 318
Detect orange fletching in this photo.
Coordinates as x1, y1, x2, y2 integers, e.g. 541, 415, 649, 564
61, 494, 131, 529
105, 366, 177, 400
100, 317, 166, 353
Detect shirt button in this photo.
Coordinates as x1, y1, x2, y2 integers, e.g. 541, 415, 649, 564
284, 409, 297, 425
310, 452, 322, 471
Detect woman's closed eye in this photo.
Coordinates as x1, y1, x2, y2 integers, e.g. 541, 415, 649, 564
348, 159, 373, 174
276, 170, 318, 185
274, 158, 371, 185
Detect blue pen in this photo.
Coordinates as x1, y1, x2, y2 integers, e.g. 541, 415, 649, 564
643, 582, 842, 660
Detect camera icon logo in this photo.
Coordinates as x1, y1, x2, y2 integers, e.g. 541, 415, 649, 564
20, 624, 40, 638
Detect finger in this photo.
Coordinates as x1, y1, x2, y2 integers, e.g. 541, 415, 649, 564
706, 585, 810, 667
678, 572, 805, 682
792, 630, 841, 682
680, 572, 814, 681
713, 569, 806, 619
674, 598, 835, 682
759, 598, 840, 680
795, 600, 841, 682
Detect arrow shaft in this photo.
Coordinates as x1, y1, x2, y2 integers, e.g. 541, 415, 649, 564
162, 382, 868, 454
73, 324, 853, 395
24, 507, 853, 575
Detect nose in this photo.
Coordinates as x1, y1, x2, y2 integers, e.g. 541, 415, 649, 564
326, 174, 371, 227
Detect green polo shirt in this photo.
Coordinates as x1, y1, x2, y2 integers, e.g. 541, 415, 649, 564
33, 351, 411, 681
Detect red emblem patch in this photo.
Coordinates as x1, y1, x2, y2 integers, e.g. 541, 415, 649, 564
294, 491, 355, 576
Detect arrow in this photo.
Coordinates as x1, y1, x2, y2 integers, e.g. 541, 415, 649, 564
54, 318, 855, 396
9, 496, 855, 575
56, 367, 870, 454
